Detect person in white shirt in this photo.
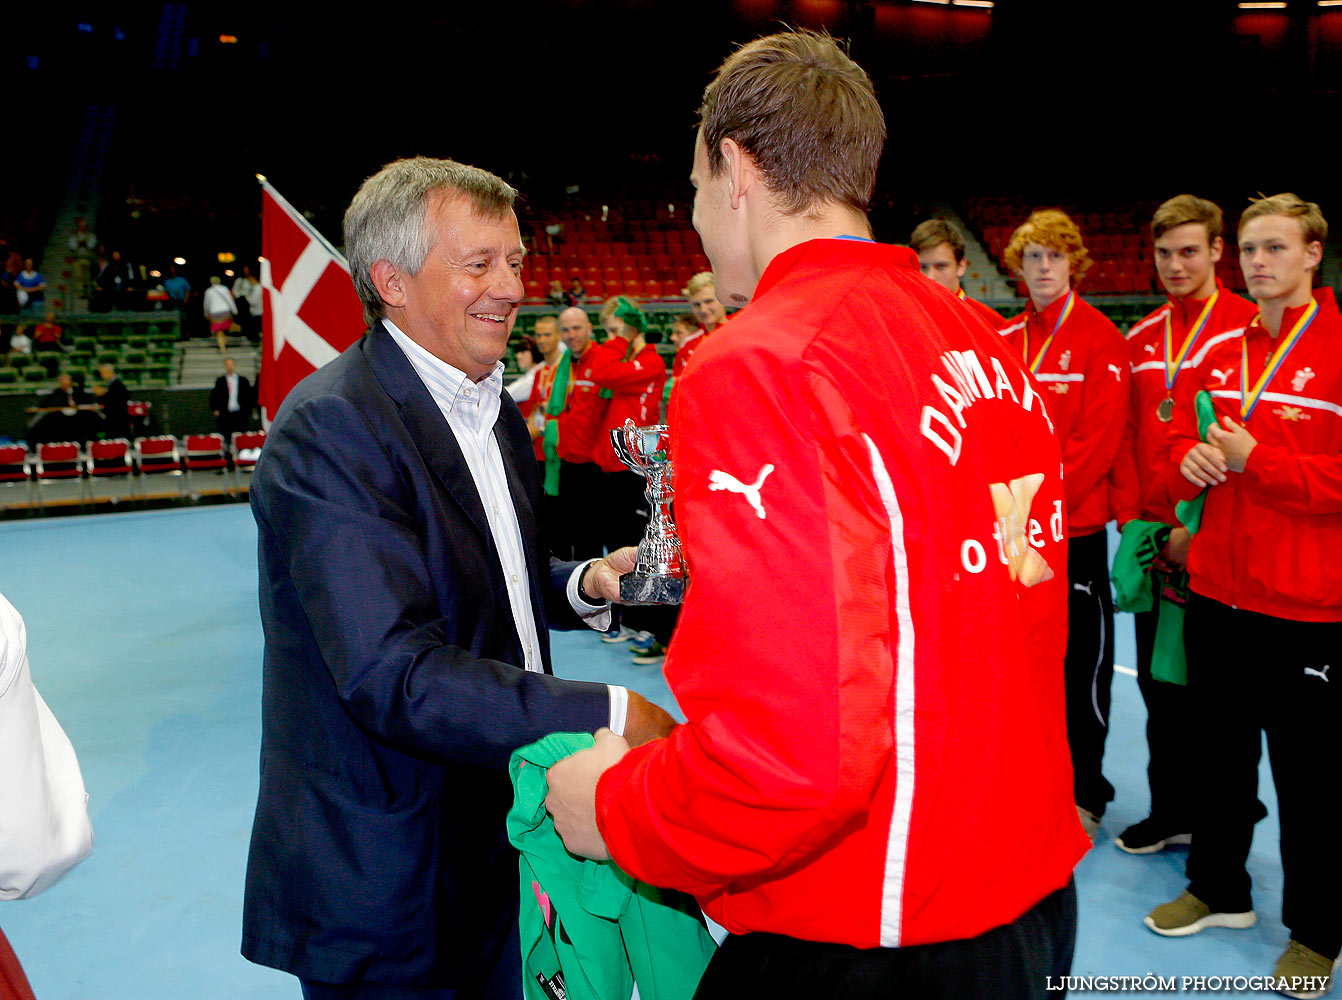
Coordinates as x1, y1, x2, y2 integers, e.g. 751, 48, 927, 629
232, 265, 264, 341
202, 276, 237, 353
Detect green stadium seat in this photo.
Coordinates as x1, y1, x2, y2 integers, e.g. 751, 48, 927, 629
9, 353, 33, 370
0, 369, 17, 389
141, 366, 171, 387
119, 366, 145, 386
126, 336, 150, 352
122, 350, 147, 367
149, 349, 174, 366
22, 368, 48, 385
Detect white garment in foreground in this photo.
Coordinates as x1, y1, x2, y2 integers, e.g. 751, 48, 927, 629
0, 591, 94, 899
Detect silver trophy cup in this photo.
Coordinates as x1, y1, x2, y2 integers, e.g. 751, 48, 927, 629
609, 420, 687, 604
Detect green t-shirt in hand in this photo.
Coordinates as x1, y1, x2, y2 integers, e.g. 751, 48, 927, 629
507, 733, 716, 1000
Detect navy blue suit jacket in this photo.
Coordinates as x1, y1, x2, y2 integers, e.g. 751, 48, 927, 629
241, 322, 611, 987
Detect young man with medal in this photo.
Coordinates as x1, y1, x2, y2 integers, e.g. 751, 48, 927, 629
1111, 196, 1256, 856
999, 210, 1130, 842
1146, 194, 1342, 998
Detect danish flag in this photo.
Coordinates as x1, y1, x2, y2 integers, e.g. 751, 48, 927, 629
258, 176, 366, 423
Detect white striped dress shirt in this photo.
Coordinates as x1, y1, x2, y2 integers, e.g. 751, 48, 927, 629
385, 322, 626, 732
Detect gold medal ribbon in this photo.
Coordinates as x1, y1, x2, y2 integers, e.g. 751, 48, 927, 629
1241, 297, 1318, 419
1164, 289, 1219, 391
1025, 291, 1075, 375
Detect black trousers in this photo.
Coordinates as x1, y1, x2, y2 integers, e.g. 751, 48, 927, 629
555, 460, 606, 562
1133, 604, 1193, 829
1184, 594, 1342, 959
1064, 531, 1115, 817
694, 879, 1077, 999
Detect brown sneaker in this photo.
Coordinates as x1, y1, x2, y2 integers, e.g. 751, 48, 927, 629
1143, 891, 1256, 937
1273, 939, 1341, 999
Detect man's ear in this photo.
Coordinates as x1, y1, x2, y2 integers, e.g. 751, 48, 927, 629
370, 259, 406, 309
720, 138, 753, 211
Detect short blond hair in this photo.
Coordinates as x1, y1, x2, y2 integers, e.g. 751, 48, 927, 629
1003, 209, 1092, 283
685, 271, 716, 297
1151, 195, 1223, 243
1239, 192, 1328, 246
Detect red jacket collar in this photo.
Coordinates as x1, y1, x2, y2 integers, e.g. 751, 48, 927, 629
1252, 285, 1338, 336
753, 239, 918, 302
1168, 278, 1225, 327
1026, 289, 1073, 330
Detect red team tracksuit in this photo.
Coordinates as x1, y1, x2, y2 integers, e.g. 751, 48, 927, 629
1115, 281, 1257, 834
958, 287, 1007, 330
1167, 288, 1342, 960
672, 326, 714, 381
999, 293, 1128, 820
549, 338, 621, 560
588, 339, 668, 554
596, 240, 1088, 992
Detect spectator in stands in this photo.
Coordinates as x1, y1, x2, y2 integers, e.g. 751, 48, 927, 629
68, 218, 97, 300
506, 335, 540, 406
32, 313, 62, 354
94, 362, 130, 441
163, 264, 191, 330
0, 260, 15, 314
1000, 209, 1129, 842
547, 278, 566, 307
565, 276, 586, 306
210, 357, 253, 443
550, 306, 620, 561
910, 218, 1006, 327
29, 373, 98, 445
7, 326, 32, 356
14, 260, 45, 316
203, 276, 238, 353
97, 250, 136, 311
232, 265, 264, 342
1109, 195, 1257, 859
1145, 193, 1342, 996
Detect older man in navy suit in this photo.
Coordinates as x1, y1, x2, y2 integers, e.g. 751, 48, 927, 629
242, 157, 675, 999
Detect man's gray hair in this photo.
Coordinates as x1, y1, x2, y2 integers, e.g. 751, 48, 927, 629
343, 156, 518, 326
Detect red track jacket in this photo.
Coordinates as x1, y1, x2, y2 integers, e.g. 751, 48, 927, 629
672, 326, 715, 380
1167, 287, 1342, 622
959, 288, 1007, 330
588, 341, 668, 472
596, 239, 1088, 950
999, 293, 1129, 536
552, 340, 620, 464
1114, 281, 1257, 525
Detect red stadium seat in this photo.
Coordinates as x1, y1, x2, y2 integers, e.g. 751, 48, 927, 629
642, 279, 662, 298
0, 443, 32, 507
183, 433, 231, 496
84, 438, 133, 503
232, 430, 267, 491
134, 435, 183, 499
33, 441, 83, 511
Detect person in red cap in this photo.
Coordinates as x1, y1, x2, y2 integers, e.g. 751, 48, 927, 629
545, 29, 1086, 999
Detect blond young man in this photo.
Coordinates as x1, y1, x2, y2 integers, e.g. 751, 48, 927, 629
909, 218, 1006, 328
1146, 195, 1342, 998
1111, 196, 1257, 856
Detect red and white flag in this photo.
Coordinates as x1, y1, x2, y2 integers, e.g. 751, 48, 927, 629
258, 176, 366, 423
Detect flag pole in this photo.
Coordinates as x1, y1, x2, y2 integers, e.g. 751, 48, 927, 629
255, 173, 350, 270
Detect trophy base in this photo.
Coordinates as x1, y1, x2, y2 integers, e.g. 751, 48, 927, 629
618, 572, 685, 606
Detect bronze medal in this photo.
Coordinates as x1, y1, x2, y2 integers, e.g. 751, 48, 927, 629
1157, 397, 1174, 423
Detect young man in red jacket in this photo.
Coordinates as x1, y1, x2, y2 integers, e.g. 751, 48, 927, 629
910, 218, 1006, 329
588, 296, 668, 555
1145, 194, 1342, 996
999, 210, 1129, 841
546, 30, 1088, 998
547, 306, 620, 561
675, 271, 727, 380
1111, 195, 1257, 856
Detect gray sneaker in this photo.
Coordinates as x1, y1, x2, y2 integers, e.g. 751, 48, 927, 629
1273, 939, 1341, 999
1143, 891, 1256, 937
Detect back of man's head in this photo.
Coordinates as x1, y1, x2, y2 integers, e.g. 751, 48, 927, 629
698, 30, 885, 217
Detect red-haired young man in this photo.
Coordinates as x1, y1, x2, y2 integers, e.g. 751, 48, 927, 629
999, 209, 1129, 841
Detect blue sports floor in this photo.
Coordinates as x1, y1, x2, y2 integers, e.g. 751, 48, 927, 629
0, 508, 1287, 998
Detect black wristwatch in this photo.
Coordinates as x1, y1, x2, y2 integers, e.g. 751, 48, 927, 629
577, 563, 607, 605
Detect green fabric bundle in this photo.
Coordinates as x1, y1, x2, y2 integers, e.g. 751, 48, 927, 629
507, 733, 716, 1000
1174, 390, 1220, 535
1113, 520, 1189, 685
